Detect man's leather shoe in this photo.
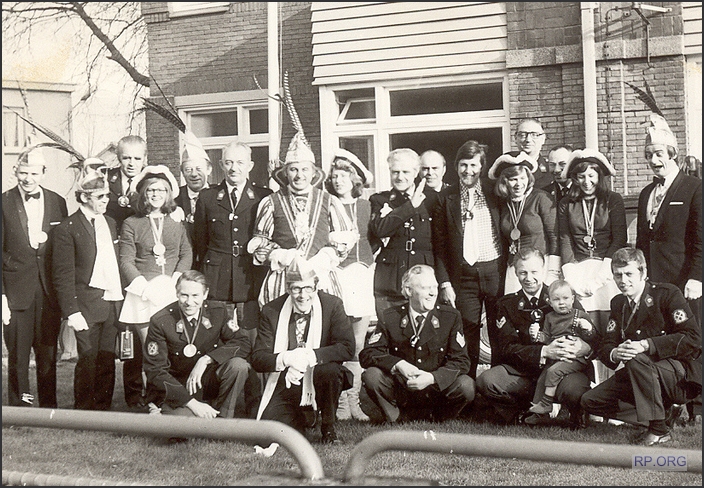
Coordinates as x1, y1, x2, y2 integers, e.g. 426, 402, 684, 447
523, 412, 551, 426
641, 431, 672, 447
665, 404, 685, 429
320, 426, 340, 444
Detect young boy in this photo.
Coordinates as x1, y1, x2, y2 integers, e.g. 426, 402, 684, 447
526, 280, 595, 421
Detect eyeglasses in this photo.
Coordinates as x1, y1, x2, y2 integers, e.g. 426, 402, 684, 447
90, 193, 111, 200
290, 285, 316, 294
516, 131, 544, 140
146, 188, 168, 194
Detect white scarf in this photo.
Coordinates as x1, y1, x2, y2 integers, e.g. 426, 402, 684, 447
89, 214, 123, 301
256, 293, 322, 420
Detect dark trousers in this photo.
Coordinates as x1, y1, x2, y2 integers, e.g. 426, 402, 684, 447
121, 322, 146, 407
581, 354, 689, 424
455, 259, 502, 378
73, 305, 118, 410
362, 366, 475, 422
260, 362, 348, 431
477, 364, 590, 421
4, 286, 60, 407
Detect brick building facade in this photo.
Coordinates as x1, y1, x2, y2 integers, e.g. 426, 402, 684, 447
143, 2, 701, 199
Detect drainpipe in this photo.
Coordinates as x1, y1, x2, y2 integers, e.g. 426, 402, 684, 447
581, 2, 599, 149
268, 3, 280, 165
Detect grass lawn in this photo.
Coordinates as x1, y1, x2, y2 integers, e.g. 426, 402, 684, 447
2, 359, 702, 486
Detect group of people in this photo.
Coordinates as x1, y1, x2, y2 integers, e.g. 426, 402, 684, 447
2, 108, 700, 447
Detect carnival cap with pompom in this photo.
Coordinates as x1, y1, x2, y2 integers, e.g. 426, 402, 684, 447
561, 148, 615, 180
488, 151, 538, 180
285, 255, 317, 283
132, 164, 180, 198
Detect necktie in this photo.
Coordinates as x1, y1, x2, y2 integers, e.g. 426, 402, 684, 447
530, 297, 539, 309
650, 179, 667, 225
125, 177, 133, 194
416, 314, 425, 329
25, 192, 40, 201
189, 318, 197, 329
411, 314, 425, 347
294, 312, 309, 345
462, 190, 478, 266
231, 187, 238, 210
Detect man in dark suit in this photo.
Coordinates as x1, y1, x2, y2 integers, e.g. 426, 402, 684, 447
581, 248, 701, 445
636, 115, 701, 325
360, 264, 474, 423
507, 118, 552, 188
2, 152, 68, 407
252, 257, 354, 443
542, 145, 574, 204
194, 142, 272, 342
53, 163, 124, 410
476, 248, 593, 426
432, 140, 504, 379
143, 270, 257, 418
369, 148, 438, 317
420, 150, 449, 193
106, 135, 146, 230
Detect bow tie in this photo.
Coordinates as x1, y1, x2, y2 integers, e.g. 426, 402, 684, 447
293, 312, 310, 321
653, 176, 665, 186
24, 192, 40, 201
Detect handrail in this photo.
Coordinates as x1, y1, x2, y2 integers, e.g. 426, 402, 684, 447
344, 430, 702, 483
2, 407, 325, 481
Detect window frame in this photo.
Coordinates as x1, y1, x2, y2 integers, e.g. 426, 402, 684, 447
167, 2, 230, 18
2, 106, 27, 154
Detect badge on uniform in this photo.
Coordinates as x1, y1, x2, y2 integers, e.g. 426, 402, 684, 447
227, 317, 239, 332
645, 295, 654, 307
110, 173, 118, 183
176, 320, 184, 333
368, 332, 382, 345
518, 300, 525, 310
456, 331, 466, 348
606, 319, 616, 333
496, 316, 506, 329
380, 203, 393, 218
673, 309, 688, 324
217, 190, 225, 201
247, 188, 255, 199
202, 316, 212, 329
147, 341, 159, 356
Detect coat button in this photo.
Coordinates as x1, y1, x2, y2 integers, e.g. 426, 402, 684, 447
417, 359, 422, 363
233, 228, 238, 232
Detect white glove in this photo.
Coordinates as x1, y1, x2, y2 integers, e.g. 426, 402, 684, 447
2, 294, 11, 325
281, 348, 316, 372
67, 312, 89, 332
684, 279, 702, 300
308, 247, 339, 272
284, 367, 305, 388
169, 207, 185, 223
269, 248, 299, 271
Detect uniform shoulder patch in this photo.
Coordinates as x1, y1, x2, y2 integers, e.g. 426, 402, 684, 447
147, 341, 159, 356
496, 316, 507, 329
456, 331, 466, 348
606, 319, 616, 333
673, 309, 688, 324
368, 332, 382, 345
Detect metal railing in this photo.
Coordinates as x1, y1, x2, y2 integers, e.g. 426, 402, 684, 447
344, 430, 703, 483
2, 407, 325, 481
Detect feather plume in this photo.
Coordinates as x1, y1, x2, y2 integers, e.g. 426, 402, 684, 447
150, 75, 183, 123
5, 107, 85, 161
282, 71, 308, 147
626, 81, 663, 117
141, 98, 186, 133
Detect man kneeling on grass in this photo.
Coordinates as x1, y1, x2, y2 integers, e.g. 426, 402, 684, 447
581, 247, 701, 446
359, 264, 475, 423
143, 270, 259, 418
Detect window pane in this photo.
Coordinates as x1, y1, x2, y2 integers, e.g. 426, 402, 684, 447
191, 111, 238, 138
390, 128, 503, 186
345, 100, 375, 120
390, 83, 503, 116
206, 149, 223, 185
249, 109, 268, 134
336, 88, 375, 121
3, 110, 21, 147
249, 146, 271, 189
339, 136, 375, 195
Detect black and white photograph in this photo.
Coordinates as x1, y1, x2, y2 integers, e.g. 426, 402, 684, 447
2, 2, 702, 485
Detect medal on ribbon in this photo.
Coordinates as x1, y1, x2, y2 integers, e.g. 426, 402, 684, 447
118, 195, 130, 208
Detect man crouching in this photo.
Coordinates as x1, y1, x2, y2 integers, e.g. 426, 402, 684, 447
360, 264, 475, 423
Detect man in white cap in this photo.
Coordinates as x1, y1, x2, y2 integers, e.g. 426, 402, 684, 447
53, 162, 123, 410
636, 114, 701, 326
249, 132, 355, 308
2, 149, 68, 407
176, 136, 212, 261
106, 135, 147, 231
252, 256, 354, 443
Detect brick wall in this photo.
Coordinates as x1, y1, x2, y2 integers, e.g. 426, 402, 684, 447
144, 2, 318, 178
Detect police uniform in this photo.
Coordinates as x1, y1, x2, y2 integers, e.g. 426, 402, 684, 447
144, 300, 258, 418
106, 167, 136, 231
476, 286, 592, 421
359, 302, 474, 422
193, 180, 271, 329
581, 282, 702, 423
369, 187, 438, 311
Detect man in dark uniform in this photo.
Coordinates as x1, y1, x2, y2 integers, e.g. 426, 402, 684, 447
106, 135, 146, 231
2, 151, 68, 407
143, 270, 257, 418
542, 145, 573, 204
360, 264, 474, 423
252, 257, 354, 443
476, 247, 593, 426
194, 142, 272, 342
369, 148, 438, 317
508, 118, 551, 189
581, 247, 701, 445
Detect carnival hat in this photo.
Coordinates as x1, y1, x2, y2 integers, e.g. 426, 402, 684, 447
333, 147, 373, 185
286, 255, 317, 283
181, 130, 211, 165
645, 114, 678, 153
488, 151, 538, 180
133, 164, 180, 198
75, 158, 110, 193
561, 148, 616, 180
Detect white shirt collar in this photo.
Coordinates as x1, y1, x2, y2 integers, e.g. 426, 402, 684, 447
187, 186, 203, 200
660, 168, 679, 189
79, 204, 101, 221
121, 173, 134, 194
524, 285, 544, 302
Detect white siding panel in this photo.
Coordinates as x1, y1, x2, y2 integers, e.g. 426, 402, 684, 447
683, 2, 702, 55
311, 2, 507, 85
